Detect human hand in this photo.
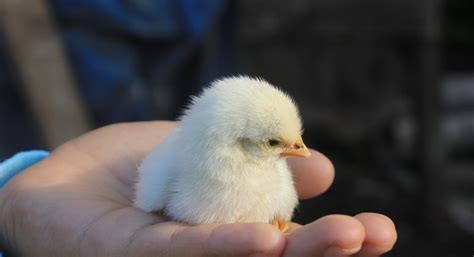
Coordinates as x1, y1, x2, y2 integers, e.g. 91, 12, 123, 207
0, 121, 396, 256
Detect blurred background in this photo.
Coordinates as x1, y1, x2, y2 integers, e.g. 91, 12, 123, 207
0, 0, 472, 256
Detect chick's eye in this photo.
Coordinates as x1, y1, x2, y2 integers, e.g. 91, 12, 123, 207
268, 139, 281, 147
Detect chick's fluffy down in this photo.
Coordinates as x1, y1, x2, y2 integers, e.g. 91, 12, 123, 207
134, 76, 303, 225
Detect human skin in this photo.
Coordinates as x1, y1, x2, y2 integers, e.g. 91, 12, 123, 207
0, 121, 397, 257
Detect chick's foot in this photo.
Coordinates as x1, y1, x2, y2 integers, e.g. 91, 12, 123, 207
271, 220, 289, 234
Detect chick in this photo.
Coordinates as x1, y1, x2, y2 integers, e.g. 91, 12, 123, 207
134, 76, 311, 232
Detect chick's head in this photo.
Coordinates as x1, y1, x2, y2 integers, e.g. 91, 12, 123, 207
181, 76, 311, 161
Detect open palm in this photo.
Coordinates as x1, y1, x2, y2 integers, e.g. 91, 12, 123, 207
0, 121, 396, 257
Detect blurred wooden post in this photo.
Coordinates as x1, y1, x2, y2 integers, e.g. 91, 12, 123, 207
2, 0, 92, 149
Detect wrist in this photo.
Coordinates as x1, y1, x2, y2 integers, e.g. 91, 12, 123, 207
0, 150, 49, 188
1, 150, 49, 257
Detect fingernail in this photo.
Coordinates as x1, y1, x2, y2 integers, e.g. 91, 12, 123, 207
324, 245, 362, 257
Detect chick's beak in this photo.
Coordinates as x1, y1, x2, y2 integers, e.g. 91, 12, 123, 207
280, 138, 311, 158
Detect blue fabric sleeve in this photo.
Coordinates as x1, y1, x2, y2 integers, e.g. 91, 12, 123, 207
0, 150, 49, 188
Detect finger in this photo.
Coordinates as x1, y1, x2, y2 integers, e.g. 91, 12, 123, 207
129, 222, 286, 257
354, 213, 397, 257
283, 215, 365, 257
288, 149, 335, 199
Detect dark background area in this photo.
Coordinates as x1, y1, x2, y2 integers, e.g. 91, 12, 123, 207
1, 0, 473, 256
239, 1, 473, 256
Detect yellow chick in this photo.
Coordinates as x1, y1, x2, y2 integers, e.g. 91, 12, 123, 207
134, 76, 310, 232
